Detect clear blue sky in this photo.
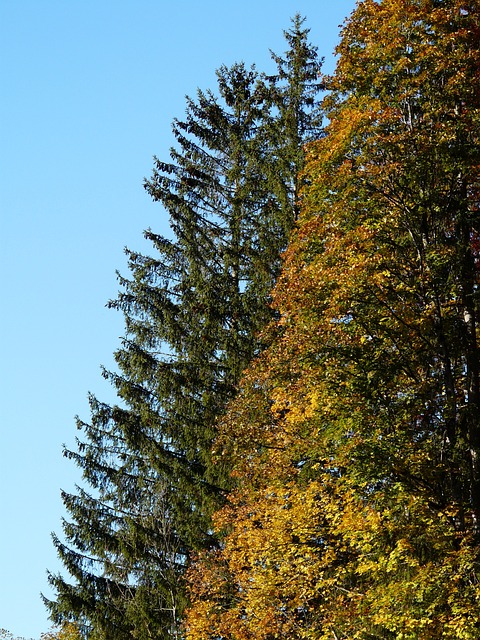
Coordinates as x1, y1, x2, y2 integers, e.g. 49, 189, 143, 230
0, 1, 355, 637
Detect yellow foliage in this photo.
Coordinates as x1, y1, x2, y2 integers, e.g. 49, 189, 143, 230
185, 1, 480, 638
41, 624, 82, 640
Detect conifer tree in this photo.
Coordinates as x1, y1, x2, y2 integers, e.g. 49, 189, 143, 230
45, 18, 323, 639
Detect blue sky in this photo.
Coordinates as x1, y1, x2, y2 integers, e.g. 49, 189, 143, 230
0, 1, 355, 637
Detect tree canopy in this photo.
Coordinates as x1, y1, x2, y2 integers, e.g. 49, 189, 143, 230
185, 1, 480, 638
48, 3, 480, 637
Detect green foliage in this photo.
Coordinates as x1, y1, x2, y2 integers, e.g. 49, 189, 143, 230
46, 17, 323, 640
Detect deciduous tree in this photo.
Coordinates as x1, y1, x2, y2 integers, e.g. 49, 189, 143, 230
185, 2, 480, 638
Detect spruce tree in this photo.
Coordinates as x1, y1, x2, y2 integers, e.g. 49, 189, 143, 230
45, 18, 323, 639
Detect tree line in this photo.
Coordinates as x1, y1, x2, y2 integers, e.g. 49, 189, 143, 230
46, 2, 480, 638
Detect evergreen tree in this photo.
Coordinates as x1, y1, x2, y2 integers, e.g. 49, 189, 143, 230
45, 18, 323, 639
265, 13, 324, 220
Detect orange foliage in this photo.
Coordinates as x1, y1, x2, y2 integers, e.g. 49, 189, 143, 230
185, 1, 480, 638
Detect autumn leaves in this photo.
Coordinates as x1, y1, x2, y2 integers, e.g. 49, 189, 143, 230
184, 2, 480, 638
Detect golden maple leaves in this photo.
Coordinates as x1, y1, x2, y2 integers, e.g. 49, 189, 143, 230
184, 1, 480, 638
